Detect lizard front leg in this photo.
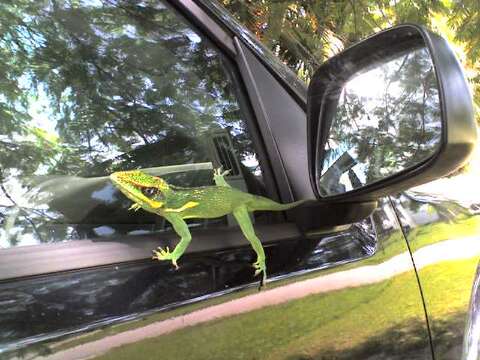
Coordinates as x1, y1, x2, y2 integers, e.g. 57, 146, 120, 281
152, 214, 192, 269
232, 205, 267, 286
213, 167, 231, 187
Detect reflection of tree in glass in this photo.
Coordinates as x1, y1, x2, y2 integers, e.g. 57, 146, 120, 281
0, 0, 257, 246
320, 47, 441, 195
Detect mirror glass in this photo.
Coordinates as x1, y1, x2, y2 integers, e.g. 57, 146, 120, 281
318, 46, 442, 196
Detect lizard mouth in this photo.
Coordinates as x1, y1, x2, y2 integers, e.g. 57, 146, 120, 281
110, 173, 165, 207
110, 173, 148, 203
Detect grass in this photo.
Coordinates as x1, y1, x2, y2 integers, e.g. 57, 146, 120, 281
407, 215, 480, 252
51, 286, 262, 353
95, 272, 424, 360
370, 214, 480, 265
94, 256, 479, 360
419, 258, 478, 357
43, 215, 480, 358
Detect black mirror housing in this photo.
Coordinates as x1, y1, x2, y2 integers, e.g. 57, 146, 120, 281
307, 24, 476, 201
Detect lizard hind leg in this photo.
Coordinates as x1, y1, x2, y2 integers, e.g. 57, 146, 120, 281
232, 205, 267, 287
152, 214, 192, 269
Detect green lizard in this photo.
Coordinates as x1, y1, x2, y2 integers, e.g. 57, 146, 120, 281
110, 168, 305, 284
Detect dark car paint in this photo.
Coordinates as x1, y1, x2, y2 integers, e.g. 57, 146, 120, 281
394, 193, 480, 359
0, 1, 478, 360
0, 222, 370, 350
2, 200, 436, 360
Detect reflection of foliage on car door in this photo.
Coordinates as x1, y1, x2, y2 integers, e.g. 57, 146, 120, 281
0, 1, 251, 179
0, 1, 254, 245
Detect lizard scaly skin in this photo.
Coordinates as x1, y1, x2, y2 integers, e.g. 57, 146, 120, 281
110, 168, 305, 285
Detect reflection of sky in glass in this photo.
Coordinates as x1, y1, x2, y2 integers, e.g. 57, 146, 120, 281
320, 46, 442, 196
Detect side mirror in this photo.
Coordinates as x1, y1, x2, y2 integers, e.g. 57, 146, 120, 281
307, 24, 477, 201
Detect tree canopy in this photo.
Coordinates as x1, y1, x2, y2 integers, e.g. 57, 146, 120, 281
221, 0, 480, 123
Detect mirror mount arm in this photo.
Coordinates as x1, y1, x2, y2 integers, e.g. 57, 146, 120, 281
290, 200, 378, 234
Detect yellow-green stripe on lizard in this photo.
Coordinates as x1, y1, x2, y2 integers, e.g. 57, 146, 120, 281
110, 168, 305, 285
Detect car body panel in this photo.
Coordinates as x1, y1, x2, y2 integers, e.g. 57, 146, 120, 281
0, 201, 432, 359
393, 191, 480, 359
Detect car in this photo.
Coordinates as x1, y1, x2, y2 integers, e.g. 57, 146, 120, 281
0, 1, 478, 359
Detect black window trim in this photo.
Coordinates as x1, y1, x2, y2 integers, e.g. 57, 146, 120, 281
234, 38, 296, 203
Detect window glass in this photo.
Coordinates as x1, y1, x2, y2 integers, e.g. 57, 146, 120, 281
0, 0, 266, 248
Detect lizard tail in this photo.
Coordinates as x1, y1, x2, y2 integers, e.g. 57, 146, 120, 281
247, 196, 306, 212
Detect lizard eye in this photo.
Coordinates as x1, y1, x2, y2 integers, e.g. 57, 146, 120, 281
141, 187, 156, 197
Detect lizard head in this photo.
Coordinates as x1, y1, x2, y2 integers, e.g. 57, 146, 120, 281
110, 170, 169, 211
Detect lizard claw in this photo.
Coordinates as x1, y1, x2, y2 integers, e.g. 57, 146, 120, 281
128, 203, 142, 211
214, 166, 223, 175
252, 258, 267, 287
213, 167, 231, 178
152, 246, 179, 269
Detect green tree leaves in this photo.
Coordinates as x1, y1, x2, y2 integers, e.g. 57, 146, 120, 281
221, 0, 479, 120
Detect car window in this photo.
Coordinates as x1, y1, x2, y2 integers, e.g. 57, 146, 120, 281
199, 0, 308, 99
0, 0, 267, 248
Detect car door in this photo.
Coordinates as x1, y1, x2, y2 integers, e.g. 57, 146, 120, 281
391, 185, 480, 359
0, 1, 435, 359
